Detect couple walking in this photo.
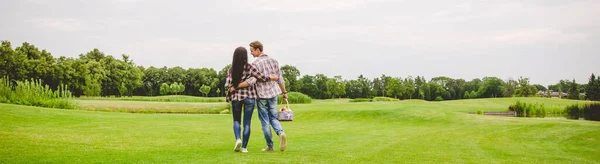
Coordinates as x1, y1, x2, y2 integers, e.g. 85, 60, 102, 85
224, 41, 288, 153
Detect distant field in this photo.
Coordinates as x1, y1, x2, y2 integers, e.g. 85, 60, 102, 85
78, 95, 225, 103
75, 100, 230, 114
1, 97, 599, 163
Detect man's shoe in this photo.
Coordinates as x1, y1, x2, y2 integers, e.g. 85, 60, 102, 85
241, 148, 248, 153
279, 132, 287, 152
261, 147, 274, 152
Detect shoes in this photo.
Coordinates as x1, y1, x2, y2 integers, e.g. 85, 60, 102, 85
279, 132, 287, 152
234, 139, 242, 152
261, 147, 274, 152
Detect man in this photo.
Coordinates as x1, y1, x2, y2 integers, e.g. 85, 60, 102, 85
247, 40, 288, 152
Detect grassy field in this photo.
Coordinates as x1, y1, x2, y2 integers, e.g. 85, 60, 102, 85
1, 97, 599, 163
78, 95, 225, 103
75, 100, 230, 114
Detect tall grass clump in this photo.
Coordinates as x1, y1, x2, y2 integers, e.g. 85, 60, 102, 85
277, 92, 312, 104
0, 77, 75, 109
564, 103, 600, 121
349, 98, 372, 103
508, 101, 549, 118
0, 77, 14, 103
372, 97, 399, 102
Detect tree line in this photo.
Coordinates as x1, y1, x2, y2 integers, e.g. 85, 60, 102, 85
1, 41, 599, 101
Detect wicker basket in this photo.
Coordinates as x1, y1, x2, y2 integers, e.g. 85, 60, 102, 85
278, 99, 293, 121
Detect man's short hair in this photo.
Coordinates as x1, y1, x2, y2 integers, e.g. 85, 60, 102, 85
249, 41, 263, 52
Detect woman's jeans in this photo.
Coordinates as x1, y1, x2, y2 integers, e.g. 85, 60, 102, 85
231, 98, 255, 148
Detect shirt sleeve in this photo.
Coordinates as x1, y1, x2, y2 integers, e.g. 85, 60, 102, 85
249, 63, 270, 81
224, 69, 232, 89
246, 76, 258, 86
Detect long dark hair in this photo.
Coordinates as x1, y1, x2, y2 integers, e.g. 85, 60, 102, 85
231, 47, 248, 88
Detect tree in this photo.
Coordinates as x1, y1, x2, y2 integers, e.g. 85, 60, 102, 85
160, 83, 170, 95
464, 91, 471, 99
414, 76, 426, 99
200, 85, 211, 97
586, 74, 599, 101
403, 76, 416, 99
326, 75, 345, 98
514, 77, 537, 97
567, 79, 579, 100
533, 84, 547, 92
216, 88, 221, 97
345, 80, 364, 99
478, 77, 504, 98
314, 74, 329, 99
357, 75, 373, 98
281, 65, 300, 92
82, 60, 106, 97
169, 82, 185, 95
385, 77, 403, 99
503, 78, 517, 97
299, 75, 318, 98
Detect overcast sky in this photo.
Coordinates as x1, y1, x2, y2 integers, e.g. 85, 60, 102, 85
2, 0, 599, 86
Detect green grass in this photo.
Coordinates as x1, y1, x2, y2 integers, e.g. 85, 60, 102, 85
1, 97, 599, 163
78, 95, 225, 103
372, 97, 400, 102
75, 100, 230, 114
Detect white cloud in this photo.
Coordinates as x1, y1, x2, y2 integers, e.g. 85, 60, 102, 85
490, 28, 587, 45
124, 38, 236, 69
26, 18, 84, 31
241, 0, 367, 12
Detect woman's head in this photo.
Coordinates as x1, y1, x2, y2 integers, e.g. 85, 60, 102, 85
231, 46, 248, 88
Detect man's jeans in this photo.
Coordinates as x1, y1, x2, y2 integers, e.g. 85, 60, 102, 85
257, 97, 284, 148
231, 98, 255, 148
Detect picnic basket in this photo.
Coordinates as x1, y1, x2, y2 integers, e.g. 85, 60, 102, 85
277, 99, 294, 121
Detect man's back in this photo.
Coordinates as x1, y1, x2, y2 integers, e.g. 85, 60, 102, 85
252, 54, 284, 99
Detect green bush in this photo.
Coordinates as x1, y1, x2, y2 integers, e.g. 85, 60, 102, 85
349, 98, 372, 103
277, 92, 312, 104
476, 110, 483, 115
372, 97, 399, 102
0, 78, 13, 103
434, 96, 444, 101
509, 101, 548, 118
0, 77, 75, 109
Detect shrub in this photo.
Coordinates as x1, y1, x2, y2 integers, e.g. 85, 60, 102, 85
372, 97, 399, 102
0, 77, 75, 109
509, 101, 547, 118
277, 92, 312, 104
349, 98, 372, 103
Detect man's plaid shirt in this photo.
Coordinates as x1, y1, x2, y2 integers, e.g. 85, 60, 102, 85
252, 54, 285, 99
225, 64, 270, 102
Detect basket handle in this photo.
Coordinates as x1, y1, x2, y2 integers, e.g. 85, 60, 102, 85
280, 99, 292, 111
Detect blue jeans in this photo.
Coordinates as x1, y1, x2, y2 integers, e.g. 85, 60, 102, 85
231, 98, 255, 148
257, 97, 284, 148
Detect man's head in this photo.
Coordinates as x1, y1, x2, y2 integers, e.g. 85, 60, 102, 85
249, 40, 263, 57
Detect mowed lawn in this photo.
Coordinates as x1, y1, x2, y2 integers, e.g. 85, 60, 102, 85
1, 98, 599, 163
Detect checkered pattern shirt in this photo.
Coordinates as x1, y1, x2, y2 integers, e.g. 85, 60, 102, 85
225, 64, 270, 102
252, 54, 285, 99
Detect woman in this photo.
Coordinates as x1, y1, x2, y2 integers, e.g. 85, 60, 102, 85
225, 46, 278, 153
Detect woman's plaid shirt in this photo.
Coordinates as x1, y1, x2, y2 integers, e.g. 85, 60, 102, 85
225, 64, 270, 102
